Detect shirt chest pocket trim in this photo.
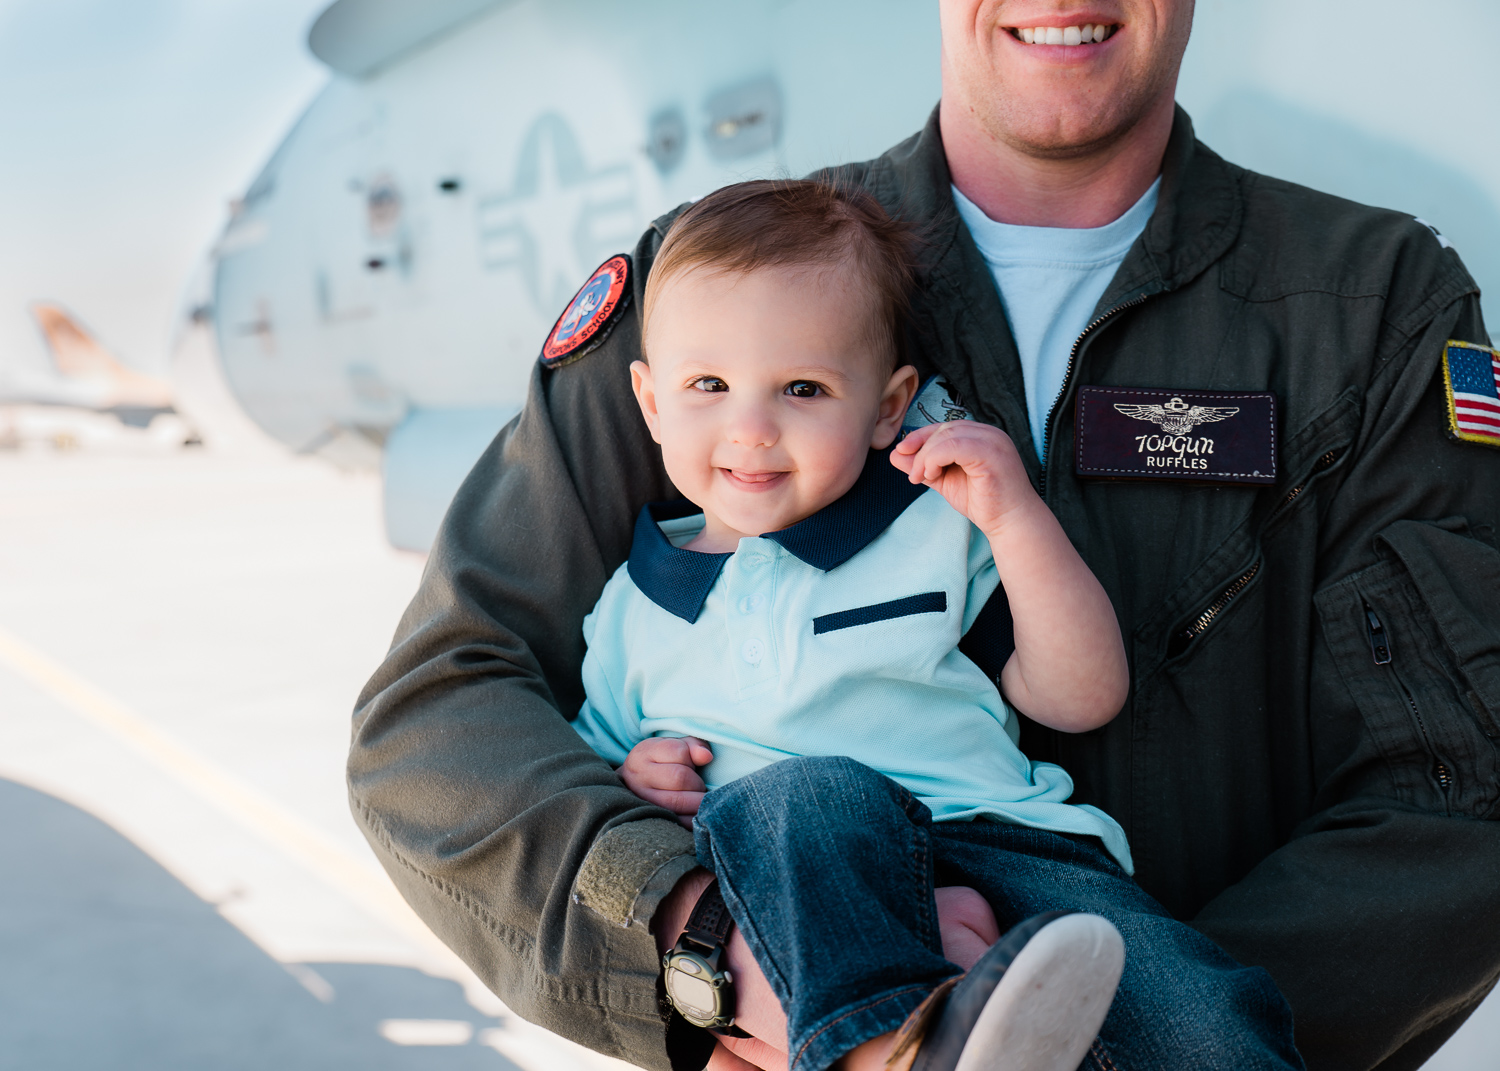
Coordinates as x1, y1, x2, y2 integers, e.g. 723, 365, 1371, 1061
813, 592, 948, 635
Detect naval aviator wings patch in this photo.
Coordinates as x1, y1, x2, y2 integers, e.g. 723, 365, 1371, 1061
540, 254, 632, 368
1442, 340, 1500, 448
1075, 386, 1278, 484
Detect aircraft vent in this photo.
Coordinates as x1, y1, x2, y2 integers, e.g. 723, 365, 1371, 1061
647, 109, 687, 175
704, 76, 784, 161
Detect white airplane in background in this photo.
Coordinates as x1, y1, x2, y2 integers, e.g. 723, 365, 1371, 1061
184, 0, 1500, 557
0, 304, 184, 446
181, 0, 942, 551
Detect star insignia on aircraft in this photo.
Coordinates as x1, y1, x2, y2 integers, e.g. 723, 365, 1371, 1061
476, 115, 638, 316
1113, 396, 1240, 436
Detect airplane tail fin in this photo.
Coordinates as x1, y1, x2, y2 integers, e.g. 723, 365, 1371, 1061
29, 303, 174, 408
32, 303, 133, 380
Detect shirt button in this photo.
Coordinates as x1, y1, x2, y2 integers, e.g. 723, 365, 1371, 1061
738, 594, 765, 615
741, 638, 765, 665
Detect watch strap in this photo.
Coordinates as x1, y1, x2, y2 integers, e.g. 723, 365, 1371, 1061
683, 878, 735, 949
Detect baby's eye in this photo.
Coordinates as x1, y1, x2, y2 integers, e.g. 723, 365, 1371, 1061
785, 381, 822, 398
692, 376, 729, 393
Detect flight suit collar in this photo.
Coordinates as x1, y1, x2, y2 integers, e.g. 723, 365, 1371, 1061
878, 104, 1243, 299
860, 105, 1246, 480
626, 449, 927, 623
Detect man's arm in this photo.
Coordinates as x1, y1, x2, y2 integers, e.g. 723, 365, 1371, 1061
1193, 293, 1500, 1071
347, 227, 710, 1070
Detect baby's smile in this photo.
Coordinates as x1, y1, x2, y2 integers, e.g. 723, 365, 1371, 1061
718, 468, 791, 490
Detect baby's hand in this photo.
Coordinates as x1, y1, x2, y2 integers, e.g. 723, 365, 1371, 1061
890, 422, 1039, 537
620, 737, 714, 829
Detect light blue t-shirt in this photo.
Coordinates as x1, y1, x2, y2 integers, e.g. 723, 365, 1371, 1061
572, 455, 1133, 872
953, 179, 1161, 460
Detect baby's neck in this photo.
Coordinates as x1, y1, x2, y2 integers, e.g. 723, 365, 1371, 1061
681, 512, 762, 554
680, 505, 825, 554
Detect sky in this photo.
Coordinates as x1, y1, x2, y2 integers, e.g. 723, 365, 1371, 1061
1, 0, 1496, 386
0, 0, 330, 378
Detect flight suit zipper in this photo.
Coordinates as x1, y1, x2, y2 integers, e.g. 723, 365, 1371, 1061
1038, 293, 1153, 498
1364, 601, 1453, 796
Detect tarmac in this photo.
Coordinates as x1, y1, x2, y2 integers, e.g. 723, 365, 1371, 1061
0, 423, 1494, 1069
0, 427, 629, 1070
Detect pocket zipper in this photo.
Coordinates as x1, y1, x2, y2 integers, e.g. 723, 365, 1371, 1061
1364, 601, 1453, 795
1166, 451, 1346, 658
1276, 449, 1344, 512
1168, 560, 1262, 657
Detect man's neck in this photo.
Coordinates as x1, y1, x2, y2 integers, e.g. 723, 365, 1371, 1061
940, 94, 1175, 229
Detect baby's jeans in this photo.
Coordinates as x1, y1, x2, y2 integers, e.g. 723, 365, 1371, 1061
693, 755, 1304, 1071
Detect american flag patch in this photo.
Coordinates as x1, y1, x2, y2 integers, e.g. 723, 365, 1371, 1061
1442, 340, 1500, 448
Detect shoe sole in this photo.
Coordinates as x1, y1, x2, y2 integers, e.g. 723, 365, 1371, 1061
953, 913, 1124, 1071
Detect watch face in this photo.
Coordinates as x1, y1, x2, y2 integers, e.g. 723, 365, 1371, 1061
665, 960, 719, 1021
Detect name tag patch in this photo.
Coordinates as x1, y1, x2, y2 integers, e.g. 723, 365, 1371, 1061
1075, 386, 1278, 484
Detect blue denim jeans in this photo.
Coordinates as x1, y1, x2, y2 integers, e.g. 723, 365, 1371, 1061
693, 756, 1304, 1071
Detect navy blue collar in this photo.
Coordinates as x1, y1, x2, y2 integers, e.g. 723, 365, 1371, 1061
626, 449, 927, 623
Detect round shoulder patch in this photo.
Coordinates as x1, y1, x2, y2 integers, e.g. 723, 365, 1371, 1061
540, 254, 632, 367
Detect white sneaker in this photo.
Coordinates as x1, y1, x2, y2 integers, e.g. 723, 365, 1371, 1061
904, 911, 1125, 1071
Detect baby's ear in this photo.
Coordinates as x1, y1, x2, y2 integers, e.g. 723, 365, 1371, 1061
630, 360, 663, 444
871, 364, 919, 449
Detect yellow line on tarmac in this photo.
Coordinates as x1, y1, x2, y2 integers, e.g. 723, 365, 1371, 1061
0, 624, 455, 962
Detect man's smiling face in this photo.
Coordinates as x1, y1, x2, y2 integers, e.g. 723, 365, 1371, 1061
631, 264, 914, 552
939, 0, 1196, 159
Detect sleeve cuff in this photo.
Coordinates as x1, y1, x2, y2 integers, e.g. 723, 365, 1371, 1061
573, 818, 699, 931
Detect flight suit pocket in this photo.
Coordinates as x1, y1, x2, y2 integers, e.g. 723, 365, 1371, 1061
1314, 519, 1500, 817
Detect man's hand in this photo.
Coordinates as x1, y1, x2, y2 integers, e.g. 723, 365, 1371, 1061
620, 736, 714, 828
889, 422, 1039, 541
656, 872, 1001, 1071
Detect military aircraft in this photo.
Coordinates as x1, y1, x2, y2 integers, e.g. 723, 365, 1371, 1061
189, 0, 1500, 552
189, 0, 940, 550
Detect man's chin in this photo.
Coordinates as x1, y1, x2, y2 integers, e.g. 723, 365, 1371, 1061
989, 97, 1149, 160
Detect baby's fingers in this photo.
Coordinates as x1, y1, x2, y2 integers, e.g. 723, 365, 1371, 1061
630, 735, 704, 768
682, 736, 715, 767
646, 759, 709, 793
907, 437, 968, 484
891, 423, 938, 457
635, 786, 707, 822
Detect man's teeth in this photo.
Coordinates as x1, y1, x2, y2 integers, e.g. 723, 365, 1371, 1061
1017, 24, 1116, 45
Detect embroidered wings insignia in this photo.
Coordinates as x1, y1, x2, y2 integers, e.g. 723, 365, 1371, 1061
1113, 396, 1240, 437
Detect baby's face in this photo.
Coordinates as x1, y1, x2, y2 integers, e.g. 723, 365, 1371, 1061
633, 264, 916, 551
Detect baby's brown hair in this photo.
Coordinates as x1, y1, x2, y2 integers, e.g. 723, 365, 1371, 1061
642, 179, 920, 368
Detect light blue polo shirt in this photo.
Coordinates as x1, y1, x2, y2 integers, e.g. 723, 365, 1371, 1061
572, 452, 1132, 872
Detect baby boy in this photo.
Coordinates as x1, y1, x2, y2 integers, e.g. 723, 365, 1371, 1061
572, 180, 1301, 1071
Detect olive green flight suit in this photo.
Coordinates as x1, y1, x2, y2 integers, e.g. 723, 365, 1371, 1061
349, 108, 1500, 1071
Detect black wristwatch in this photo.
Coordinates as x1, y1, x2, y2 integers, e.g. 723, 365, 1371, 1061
662, 878, 749, 1035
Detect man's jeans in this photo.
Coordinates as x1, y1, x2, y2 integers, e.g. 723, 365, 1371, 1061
694, 756, 1304, 1071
